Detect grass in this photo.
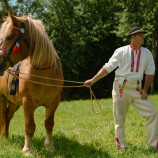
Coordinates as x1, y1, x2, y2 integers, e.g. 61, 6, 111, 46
0, 94, 158, 157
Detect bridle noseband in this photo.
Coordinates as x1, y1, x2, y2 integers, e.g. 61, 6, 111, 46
0, 22, 30, 69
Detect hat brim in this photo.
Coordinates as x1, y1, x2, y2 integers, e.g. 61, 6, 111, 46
126, 30, 147, 39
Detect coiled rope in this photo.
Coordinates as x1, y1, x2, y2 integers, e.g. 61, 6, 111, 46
7, 69, 102, 114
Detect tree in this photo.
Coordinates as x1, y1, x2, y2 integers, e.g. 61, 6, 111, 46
113, 0, 158, 93
1, 0, 157, 99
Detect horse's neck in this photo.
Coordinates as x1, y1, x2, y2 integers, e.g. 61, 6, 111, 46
22, 57, 56, 71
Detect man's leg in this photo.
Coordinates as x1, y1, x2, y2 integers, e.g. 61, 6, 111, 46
133, 97, 158, 147
112, 82, 132, 148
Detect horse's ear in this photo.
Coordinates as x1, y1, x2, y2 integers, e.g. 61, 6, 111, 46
8, 11, 19, 25
2, 14, 6, 21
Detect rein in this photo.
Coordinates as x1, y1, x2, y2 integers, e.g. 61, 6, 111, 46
7, 69, 102, 114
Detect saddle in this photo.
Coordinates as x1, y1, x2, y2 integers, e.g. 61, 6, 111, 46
7, 62, 21, 95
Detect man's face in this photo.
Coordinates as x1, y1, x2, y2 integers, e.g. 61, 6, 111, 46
132, 32, 145, 45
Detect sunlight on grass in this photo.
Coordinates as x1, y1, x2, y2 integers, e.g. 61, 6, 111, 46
0, 95, 158, 157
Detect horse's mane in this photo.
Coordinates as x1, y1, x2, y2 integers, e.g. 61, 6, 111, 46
0, 16, 58, 69
27, 17, 58, 68
0, 18, 12, 39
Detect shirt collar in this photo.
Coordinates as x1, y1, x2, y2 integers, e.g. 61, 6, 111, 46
130, 43, 141, 51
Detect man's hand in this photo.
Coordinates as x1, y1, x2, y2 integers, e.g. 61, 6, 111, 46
84, 68, 107, 88
84, 79, 94, 88
141, 89, 148, 99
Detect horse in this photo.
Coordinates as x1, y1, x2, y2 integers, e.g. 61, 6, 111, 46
0, 12, 64, 153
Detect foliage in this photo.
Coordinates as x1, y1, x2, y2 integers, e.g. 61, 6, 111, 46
0, 0, 158, 99
113, 0, 158, 91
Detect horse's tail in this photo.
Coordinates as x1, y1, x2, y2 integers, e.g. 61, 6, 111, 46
0, 97, 7, 138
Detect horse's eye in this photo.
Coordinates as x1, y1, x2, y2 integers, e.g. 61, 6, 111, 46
6, 36, 13, 40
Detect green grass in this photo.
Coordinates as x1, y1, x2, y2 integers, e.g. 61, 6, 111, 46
0, 94, 158, 158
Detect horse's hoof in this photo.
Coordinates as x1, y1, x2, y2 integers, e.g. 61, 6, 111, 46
22, 147, 31, 153
24, 152, 32, 157
44, 145, 55, 152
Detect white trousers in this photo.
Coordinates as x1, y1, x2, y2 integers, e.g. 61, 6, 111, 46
112, 77, 158, 148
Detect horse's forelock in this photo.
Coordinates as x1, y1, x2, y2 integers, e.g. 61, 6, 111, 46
0, 18, 13, 38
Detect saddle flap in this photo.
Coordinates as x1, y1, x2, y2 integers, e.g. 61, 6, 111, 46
8, 62, 21, 95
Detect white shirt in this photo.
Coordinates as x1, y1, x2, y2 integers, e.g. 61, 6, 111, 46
102, 44, 155, 80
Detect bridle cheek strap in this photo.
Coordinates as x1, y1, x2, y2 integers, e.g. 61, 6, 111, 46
0, 22, 27, 67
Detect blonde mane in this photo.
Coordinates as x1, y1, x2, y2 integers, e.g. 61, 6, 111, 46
0, 16, 58, 69
27, 17, 58, 68
0, 18, 12, 39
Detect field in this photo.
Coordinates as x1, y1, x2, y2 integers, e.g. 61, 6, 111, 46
0, 94, 158, 158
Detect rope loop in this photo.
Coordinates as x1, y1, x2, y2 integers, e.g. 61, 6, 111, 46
90, 87, 102, 114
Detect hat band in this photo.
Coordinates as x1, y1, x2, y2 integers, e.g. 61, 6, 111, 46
130, 29, 145, 35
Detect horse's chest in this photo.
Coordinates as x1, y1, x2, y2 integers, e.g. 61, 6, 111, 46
19, 84, 59, 107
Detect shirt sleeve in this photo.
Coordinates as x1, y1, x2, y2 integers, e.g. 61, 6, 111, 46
102, 48, 122, 74
145, 51, 155, 77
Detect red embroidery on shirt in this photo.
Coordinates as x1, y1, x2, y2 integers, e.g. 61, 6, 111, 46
146, 75, 154, 79
130, 49, 134, 72
130, 44, 141, 72
101, 67, 109, 75
136, 49, 141, 72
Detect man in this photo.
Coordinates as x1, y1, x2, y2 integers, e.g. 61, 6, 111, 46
84, 27, 158, 150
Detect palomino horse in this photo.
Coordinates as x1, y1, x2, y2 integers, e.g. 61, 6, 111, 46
0, 12, 63, 153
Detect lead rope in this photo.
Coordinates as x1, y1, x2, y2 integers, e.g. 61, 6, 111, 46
90, 87, 101, 114
7, 69, 102, 114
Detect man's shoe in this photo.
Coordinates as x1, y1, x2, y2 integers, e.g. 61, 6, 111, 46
115, 136, 124, 152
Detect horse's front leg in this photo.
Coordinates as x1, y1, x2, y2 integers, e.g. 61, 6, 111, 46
22, 97, 35, 153
44, 97, 60, 151
44, 108, 55, 151
0, 97, 7, 138
6, 102, 20, 137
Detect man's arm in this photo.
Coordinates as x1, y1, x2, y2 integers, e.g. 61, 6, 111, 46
84, 68, 108, 88
84, 48, 121, 88
141, 76, 153, 99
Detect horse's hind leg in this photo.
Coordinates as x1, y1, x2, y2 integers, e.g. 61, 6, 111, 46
22, 98, 35, 153
44, 96, 60, 151
6, 102, 20, 137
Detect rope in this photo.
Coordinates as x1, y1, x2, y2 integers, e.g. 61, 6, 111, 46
7, 69, 84, 84
6, 69, 102, 114
90, 87, 102, 114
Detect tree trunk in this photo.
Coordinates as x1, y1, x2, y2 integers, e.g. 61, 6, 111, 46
150, 38, 155, 94
154, 39, 158, 91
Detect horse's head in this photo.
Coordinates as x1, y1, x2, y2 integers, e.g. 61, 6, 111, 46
0, 12, 30, 75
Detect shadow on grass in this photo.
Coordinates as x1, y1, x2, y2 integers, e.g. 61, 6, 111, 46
8, 133, 110, 158
117, 143, 158, 157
